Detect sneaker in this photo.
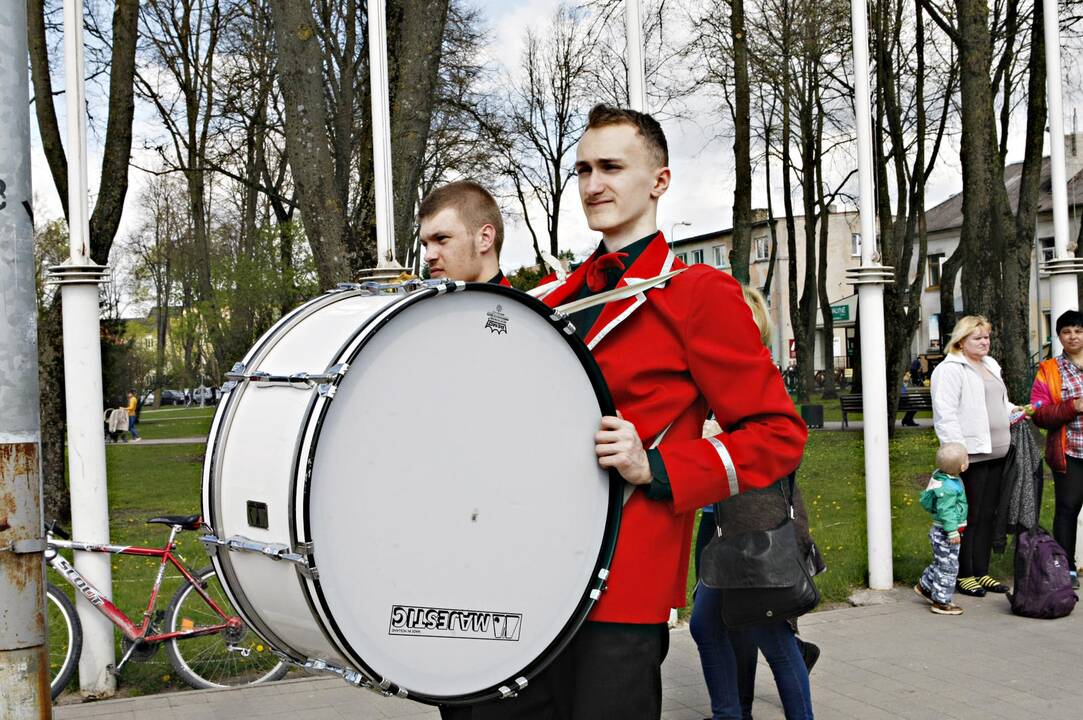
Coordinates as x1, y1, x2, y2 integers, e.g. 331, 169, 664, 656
132, 437, 142, 443
956, 577, 986, 597
930, 601, 963, 615
976, 575, 1009, 593
913, 583, 935, 605
801, 641, 821, 674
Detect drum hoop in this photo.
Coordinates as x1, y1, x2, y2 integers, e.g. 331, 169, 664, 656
294, 283, 623, 704
203, 287, 382, 662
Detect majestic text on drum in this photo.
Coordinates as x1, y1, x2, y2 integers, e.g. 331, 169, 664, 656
388, 605, 522, 641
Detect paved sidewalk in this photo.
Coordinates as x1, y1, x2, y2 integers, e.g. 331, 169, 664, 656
53, 586, 1082, 720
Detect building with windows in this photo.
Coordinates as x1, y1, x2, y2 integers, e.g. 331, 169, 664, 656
671, 208, 863, 371
915, 142, 1083, 359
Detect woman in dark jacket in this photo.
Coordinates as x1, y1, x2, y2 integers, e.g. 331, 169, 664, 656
689, 287, 816, 720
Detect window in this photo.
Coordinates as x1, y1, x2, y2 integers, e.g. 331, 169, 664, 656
676, 252, 688, 263
691, 249, 704, 264
143, 336, 154, 351
927, 253, 944, 288
713, 245, 729, 268
929, 313, 940, 349
1039, 236, 1056, 264
851, 233, 861, 257
754, 237, 770, 261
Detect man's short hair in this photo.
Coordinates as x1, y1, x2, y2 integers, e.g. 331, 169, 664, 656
1056, 309, 1083, 334
417, 181, 504, 256
585, 104, 669, 167
936, 442, 968, 476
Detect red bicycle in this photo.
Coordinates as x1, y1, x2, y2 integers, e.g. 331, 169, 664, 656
45, 515, 288, 699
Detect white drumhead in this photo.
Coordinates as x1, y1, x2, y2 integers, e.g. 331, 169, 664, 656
304, 287, 613, 699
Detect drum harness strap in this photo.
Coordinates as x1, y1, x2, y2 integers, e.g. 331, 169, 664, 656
535, 268, 687, 507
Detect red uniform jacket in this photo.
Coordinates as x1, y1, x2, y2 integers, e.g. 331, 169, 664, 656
542, 233, 807, 623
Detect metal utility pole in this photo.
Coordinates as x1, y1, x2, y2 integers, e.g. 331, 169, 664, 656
0, 1, 52, 716
625, 0, 646, 112
847, 0, 895, 589
1041, 0, 1083, 353
47, 0, 117, 696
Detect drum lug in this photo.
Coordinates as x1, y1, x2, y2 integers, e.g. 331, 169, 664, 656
498, 677, 528, 699
548, 311, 576, 336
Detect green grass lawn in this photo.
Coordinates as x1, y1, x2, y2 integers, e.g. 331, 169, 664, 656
128, 406, 214, 440
53, 410, 1053, 697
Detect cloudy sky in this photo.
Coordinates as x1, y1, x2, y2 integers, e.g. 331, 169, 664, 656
30, 0, 1083, 278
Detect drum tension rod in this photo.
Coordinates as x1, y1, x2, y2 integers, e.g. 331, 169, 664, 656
224, 362, 349, 392
198, 533, 318, 579
302, 658, 407, 698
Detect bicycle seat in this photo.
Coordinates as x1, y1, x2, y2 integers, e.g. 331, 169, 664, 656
146, 514, 202, 531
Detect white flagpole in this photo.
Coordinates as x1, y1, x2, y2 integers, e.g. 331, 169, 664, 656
625, 0, 646, 112
367, 0, 402, 273
55, 0, 117, 695
848, 0, 894, 590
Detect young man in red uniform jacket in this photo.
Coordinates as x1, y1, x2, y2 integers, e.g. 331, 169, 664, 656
441, 108, 806, 718
418, 180, 511, 286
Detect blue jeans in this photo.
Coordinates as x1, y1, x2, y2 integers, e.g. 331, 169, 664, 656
127, 416, 139, 439
690, 582, 814, 720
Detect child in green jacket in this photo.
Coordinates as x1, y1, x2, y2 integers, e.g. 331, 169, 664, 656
914, 443, 969, 615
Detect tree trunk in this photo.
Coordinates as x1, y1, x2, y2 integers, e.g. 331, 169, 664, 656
1004, 0, 1046, 400
266, 0, 352, 288
27, 0, 139, 521
956, 0, 1013, 328
387, 0, 452, 262
729, 0, 752, 284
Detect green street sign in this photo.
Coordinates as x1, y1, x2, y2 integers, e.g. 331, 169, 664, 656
831, 304, 850, 322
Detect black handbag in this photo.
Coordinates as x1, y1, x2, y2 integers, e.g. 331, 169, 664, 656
699, 478, 821, 628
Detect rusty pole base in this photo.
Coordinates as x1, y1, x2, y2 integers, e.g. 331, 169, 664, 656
0, 645, 52, 720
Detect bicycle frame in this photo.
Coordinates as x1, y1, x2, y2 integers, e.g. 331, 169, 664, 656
46, 526, 239, 645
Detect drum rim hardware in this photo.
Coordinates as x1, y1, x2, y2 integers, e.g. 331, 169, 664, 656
204, 282, 622, 705
199, 533, 318, 580
224, 362, 350, 393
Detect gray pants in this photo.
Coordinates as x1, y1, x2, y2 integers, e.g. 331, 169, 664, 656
920, 526, 960, 604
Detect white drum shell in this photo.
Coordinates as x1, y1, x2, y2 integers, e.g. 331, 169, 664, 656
205, 293, 397, 666
204, 285, 617, 702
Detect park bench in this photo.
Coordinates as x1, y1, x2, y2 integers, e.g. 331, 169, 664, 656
839, 388, 932, 428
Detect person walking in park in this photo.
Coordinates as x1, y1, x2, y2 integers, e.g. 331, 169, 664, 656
126, 390, 141, 442
914, 442, 969, 615
931, 315, 1022, 597
1030, 309, 1083, 589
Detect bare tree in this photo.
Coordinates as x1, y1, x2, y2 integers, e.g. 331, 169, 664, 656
495, 2, 599, 262
267, 0, 451, 285
28, 0, 139, 520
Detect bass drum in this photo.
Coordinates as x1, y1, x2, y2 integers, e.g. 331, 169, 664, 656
202, 281, 621, 705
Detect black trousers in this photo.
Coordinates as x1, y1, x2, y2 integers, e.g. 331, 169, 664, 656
959, 455, 1008, 578
438, 621, 668, 720
1052, 456, 1083, 569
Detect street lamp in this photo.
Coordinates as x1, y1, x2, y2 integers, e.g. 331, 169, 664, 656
670, 221, 692, 243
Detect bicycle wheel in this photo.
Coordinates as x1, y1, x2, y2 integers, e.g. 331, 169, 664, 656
164, 566, 289, 689
47, 583, 82, 700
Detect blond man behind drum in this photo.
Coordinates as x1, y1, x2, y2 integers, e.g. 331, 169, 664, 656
418, 180, 509, 286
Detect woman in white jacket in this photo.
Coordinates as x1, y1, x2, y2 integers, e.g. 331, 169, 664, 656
931, 315, 1019, 597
